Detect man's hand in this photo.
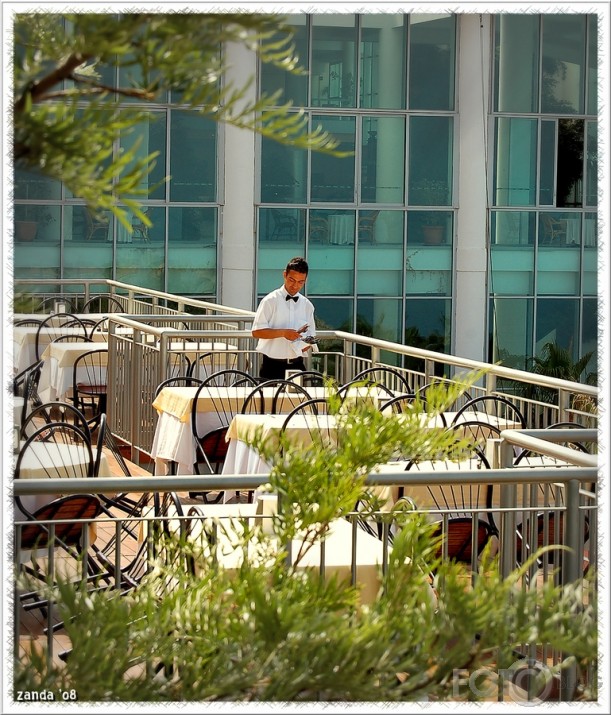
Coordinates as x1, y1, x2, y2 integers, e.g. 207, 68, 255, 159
284, 324, 308, 341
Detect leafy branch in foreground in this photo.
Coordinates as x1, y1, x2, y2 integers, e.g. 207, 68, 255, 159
14, 374, 597, 702
13, 13, 349, 227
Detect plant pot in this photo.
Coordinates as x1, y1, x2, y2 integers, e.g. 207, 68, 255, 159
423, 225, 445, 245
15, 220, 38, 242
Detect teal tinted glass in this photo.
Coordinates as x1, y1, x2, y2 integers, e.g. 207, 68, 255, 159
259, 207, 305, 244
170, 111, 216, 202
585, 122, 597, 207
493, 15, 539, 113
405, 242, 452, 296
308, 239, 355, 296
359, 210, 403, 245
360, 15, 406, 109
408, 116, 453, 206
493, 117, 537, 206
116, 206, 165, 289
557, 119, 584, 208
64, 206, 113, 280
120, 112, 167, 200
582, 297, 597, 373
539, 121, 556, 206
537, 212, 581, 296
408, 14, 456, 111
14, 204, 60, 243
261, 132, 307, 204
407, 211, 452, 248
490, 212, 535, 295
168, 208, 217, 295
535, 298, 580, 358
14, 168, 61, 201
260, 16, 308, 105
583, 213, 597, 295
356, 298, 402, 343
587, 15, 598, 115
311, 116, 356, 202
311, 15, 357, 108
404, 298, 451, 353
309, 297, 354, 333
361, 116, 405, 203
541, 15, 586, 114
489, 297, 533, 370
357, 226, 403, 295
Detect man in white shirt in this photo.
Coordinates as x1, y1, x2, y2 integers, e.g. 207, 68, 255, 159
252, 256, 318, 379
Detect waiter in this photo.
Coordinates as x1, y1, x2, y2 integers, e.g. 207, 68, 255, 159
251, 256, 318, 380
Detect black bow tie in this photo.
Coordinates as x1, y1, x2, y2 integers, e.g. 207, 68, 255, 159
286, 295, 298, 303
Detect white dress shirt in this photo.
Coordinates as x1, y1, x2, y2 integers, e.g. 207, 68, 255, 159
252, 287, 317, 359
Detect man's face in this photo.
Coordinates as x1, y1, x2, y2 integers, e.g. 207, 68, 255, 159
283, 270, 307, 296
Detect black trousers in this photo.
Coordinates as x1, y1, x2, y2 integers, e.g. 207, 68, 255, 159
260, 354, 305, 380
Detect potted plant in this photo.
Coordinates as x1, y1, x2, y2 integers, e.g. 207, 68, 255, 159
413, 179, 450, 244
15, 205, 55, 241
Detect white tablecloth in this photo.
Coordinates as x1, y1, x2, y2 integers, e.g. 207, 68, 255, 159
13, 325, 106, 374
38, 342, 108, 403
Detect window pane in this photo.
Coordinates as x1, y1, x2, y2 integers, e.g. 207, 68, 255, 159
168, 208, 217, 296
170, 112, 216, 202
490, 212, 535, 295
120, 112, 167, 200
582, 297, 597, 373
261, 133, 307, 203
67, 206, 112, 244
585, 121, 597, 207
260, 16, 308, 106
357, 298, 402, 343
361, 116, 405, 203
406, 240, 452, 296
311, 15, 357, 108
408, 116, 453, 206
307, 242, 354, 296
259, 207, 305, 244
360, 15, 406, 109
14, 204, 60, 242
557, 119, 584, 207
405, 298, 451, 353
582, 217, 597, 295
489, 297, 533, 369
541, 15, 586, 114
493, 117, 537, 206
537, 234, 580, 296
14, 168, 61, 200
407, 211, 452, 246
539, 120, 556, 206
409, 14, 456, 110
116, 207, 165, 289
64, 208, 113, 280
494, 15, 539, 113
587, 15, 598, 115
360, 209, 403, 245
535, 298, 580, 359
357, 238, 403, 295
311, 116, 356, 202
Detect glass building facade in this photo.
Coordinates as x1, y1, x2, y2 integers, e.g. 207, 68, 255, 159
12, 13, 599, 372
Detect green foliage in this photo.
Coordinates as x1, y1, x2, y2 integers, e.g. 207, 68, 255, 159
14, 376, 598, 702
13, 13, 350, 229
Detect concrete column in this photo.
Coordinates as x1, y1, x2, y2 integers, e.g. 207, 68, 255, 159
220, 41, 257, 311
454, 14, 491, 362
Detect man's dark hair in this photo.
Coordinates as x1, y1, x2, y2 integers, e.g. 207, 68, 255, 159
286, 256, 309, 275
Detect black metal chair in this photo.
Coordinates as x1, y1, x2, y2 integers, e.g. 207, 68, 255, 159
352, 366, 412, 394
240, 378, 313, 415
71, 348, 108, 428
81, 294, 125, 313
35, 313, 89, 361
154, 375, 204, 399
20, 401, 91, 441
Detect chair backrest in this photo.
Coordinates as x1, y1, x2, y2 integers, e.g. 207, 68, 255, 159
279, 399, 337, 452
88, 316, 109, 339
72, 348, 108, 386
240, 379, 313, 415
200, 368, 256, 389
337, 379, 396, 407
416, 380, 472, 412
352, 366, 412, 394
15, 360, 44, 426
284, 370, 329, 388
19, 494, 102, 552
380, 393, 445, 422
14, 319, 42, 327
37, 296, 75, 313
154, 375, 204, 399
35, 313, 88, 360
188, 352, 240, 380
82, 294, 125, 313
52, 334, 94, 344
21, 401, 91, 441
450, 394, 526, 429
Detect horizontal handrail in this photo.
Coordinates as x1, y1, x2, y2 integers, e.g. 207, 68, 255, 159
500, 429, 598, 467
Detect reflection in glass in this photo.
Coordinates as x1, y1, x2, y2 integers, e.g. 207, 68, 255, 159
535, 298, 580, 359
361, 116, 405, 203
408, 116, 453, 206
356, 298, 402, 343
556, 119, 584, 208
120, 112, 167, 200
307, 240, 355, 296
261, 133, 307, 204
260, 16, 308, 106
541, 14, 586, 115
360, 15, 406, 109
357, 242, 403, 295
311, 15, 357, 108
311, 116, 356, 202
259, 207, 305, 244
170, 112, 216, 202
409, 14, 456, 111
493, 117, 537, 206
404, 298, 451, 354
168, 208, 217, 295
585, 122, 597, 207
116, 207, 165, 289
489, 297, 533, 370
587, 15, 598, 116
494, 15, 539, 113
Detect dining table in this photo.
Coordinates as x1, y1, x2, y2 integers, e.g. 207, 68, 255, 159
13, 325, 107, 374
169, 498, 401, 606
38, 341, 109, 403
14, 441, 110, 519
150, 384, 366, 476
